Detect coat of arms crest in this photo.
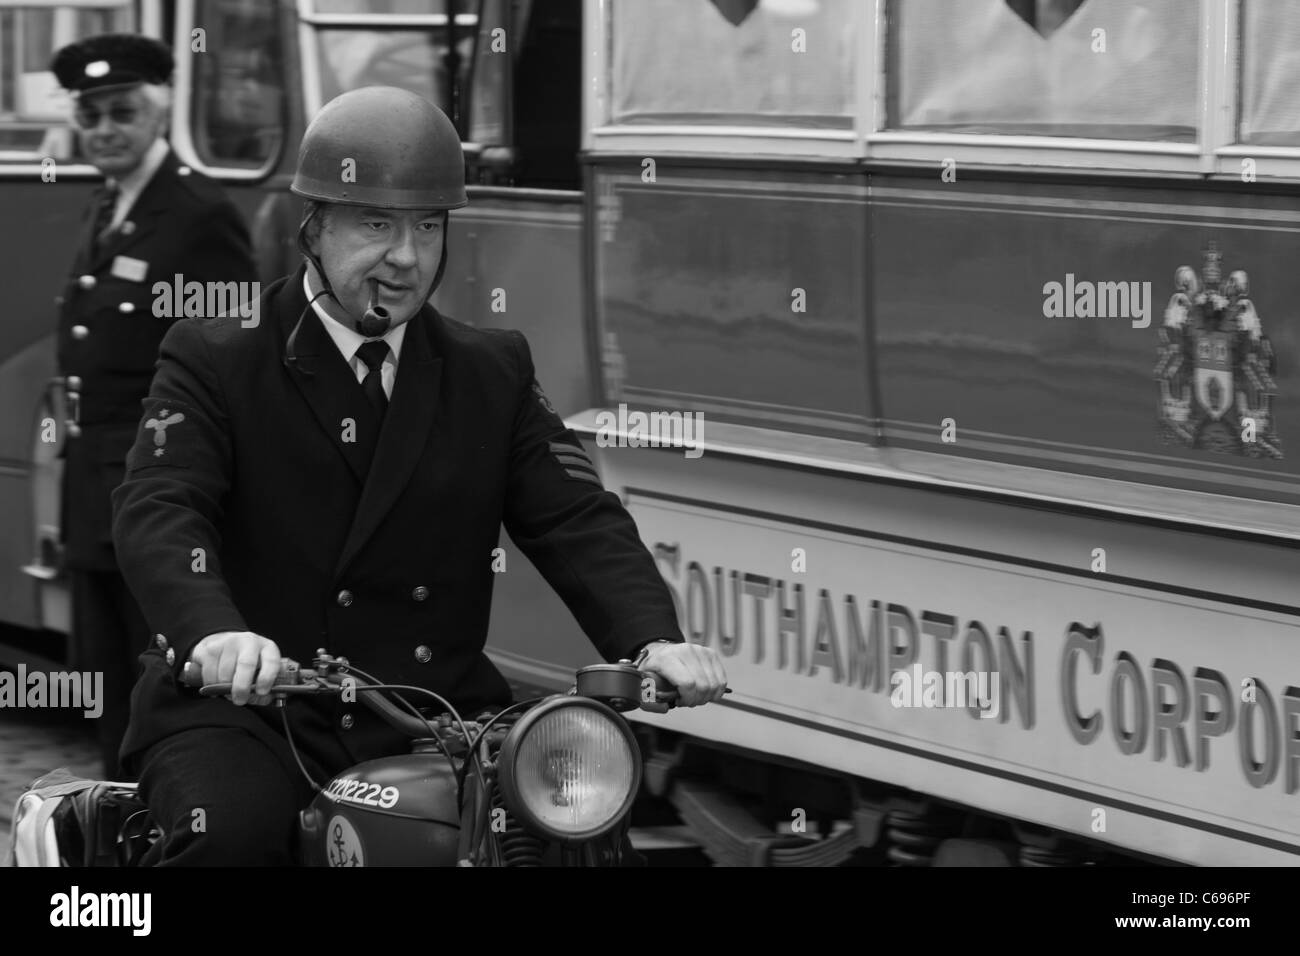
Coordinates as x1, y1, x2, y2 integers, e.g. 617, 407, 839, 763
1154, 242, 1281, 459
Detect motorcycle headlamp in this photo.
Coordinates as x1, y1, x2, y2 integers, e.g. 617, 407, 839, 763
498, 697, 641, 842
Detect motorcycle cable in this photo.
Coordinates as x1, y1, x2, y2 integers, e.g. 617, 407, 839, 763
281, 706, 325, 792
334, 663, 468, 749
334, 664, 486, 805
456, 701, 548, 866
454, 697, 546, 799
359, 681, 493, 812
273, 679, 464, 798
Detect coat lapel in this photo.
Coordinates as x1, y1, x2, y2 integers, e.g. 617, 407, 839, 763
334, 308, 443, 579
85, 150, 179, 273
72, 184, 108, 273
276, 268, 383, 485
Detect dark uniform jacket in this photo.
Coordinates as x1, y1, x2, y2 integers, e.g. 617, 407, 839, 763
59, 147, 255, 571
111, 266, 682, 777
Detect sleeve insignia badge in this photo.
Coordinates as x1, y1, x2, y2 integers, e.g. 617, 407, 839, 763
548, 439, 602, 486
144, 409, 186, 457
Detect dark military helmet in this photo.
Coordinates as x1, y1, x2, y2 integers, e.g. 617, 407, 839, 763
290, 87, 468, 210
50, 33, 173, 96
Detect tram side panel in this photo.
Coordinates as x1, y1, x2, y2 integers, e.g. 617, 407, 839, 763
576, 161, 1300, 865
0, 179, 98, 633
592, 443, 1300, 866
873, 175, 1300, 504
435, 195, 597, 690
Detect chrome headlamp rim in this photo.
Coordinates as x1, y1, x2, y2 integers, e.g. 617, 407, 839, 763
497, 696, 642, 843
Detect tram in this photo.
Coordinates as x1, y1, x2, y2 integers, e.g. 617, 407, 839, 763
2, 0, 1298, 866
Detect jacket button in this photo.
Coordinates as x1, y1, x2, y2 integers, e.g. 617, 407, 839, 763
178, 165, 192, 176
336, 589, 353, 607
165, 648, 176, 667
78, 274, 96, 290
67, 423, 82, 438
414, 645, 432, 664
118, 301, 135, 314
340, 713, 354, 730
54, 296, 64, 306
66, 375, 82, 391
155, 634, 168, 651
71, 325, 89, 340
412, 586, 429, 601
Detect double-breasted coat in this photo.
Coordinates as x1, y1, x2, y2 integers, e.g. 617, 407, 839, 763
58, 148, 255, 571
111, 266, 682, 777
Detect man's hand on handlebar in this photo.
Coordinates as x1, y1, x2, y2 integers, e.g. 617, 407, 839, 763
188, 631, 282, 706
638, 641, 727, 707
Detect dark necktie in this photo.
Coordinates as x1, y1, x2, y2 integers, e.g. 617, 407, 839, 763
90, 183, 118, 256
357, 340, 391, 417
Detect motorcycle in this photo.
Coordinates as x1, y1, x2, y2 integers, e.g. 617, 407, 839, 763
10, 649, 708, 867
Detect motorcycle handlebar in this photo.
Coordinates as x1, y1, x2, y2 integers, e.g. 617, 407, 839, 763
181, 659, 442, 739
180, 656, 709, 737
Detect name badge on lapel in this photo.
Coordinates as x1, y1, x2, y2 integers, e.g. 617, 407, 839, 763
110, 255, 148, 283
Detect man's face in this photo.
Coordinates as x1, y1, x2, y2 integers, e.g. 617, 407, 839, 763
72, 86, 166, 177
314, 206, 445, 327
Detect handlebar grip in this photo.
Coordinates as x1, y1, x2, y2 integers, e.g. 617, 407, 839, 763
640, 692, 675, 714
639, 678, 731, 713
180, 658, 304, 693
194, 682, 318, 698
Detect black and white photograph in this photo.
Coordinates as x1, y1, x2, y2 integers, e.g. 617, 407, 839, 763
0, 0, 1287, 933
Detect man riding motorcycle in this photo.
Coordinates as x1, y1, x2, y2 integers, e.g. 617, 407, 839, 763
111, 86, 727, 865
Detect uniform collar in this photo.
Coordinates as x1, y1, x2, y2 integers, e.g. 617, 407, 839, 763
301, 271, 407, 367
106, 138, 170, 222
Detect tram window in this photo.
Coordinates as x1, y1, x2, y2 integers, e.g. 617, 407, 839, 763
191, 0, 285, 168
465, 0, 514, 148
313, 0, 442, 13
0, 2, 132, 160
314, 29, 473, 119
502, 0, 580, 189
885, 0, 1198, 142
609, 0, 855, 129
1238, 1, 1300, 147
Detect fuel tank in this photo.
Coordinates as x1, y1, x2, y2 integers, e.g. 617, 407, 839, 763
298, 747, 461, 866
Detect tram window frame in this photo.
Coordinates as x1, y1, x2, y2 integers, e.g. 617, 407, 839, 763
864, 0, 1228, 176
294, 0, 479, 142
0, 0, 139, 169
1215, 0, 1300, 179
584, 0, 1300, 181
171, 0, 286, 182
584, 0, 869, 161
294, 0, 581, 192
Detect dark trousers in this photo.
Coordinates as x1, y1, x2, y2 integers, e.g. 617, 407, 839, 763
71, 568, 149, 779
137, 726, 315, 866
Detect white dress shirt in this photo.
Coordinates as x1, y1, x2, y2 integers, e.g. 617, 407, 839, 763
106, 138, 171, 230
302, 272, 406, 399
